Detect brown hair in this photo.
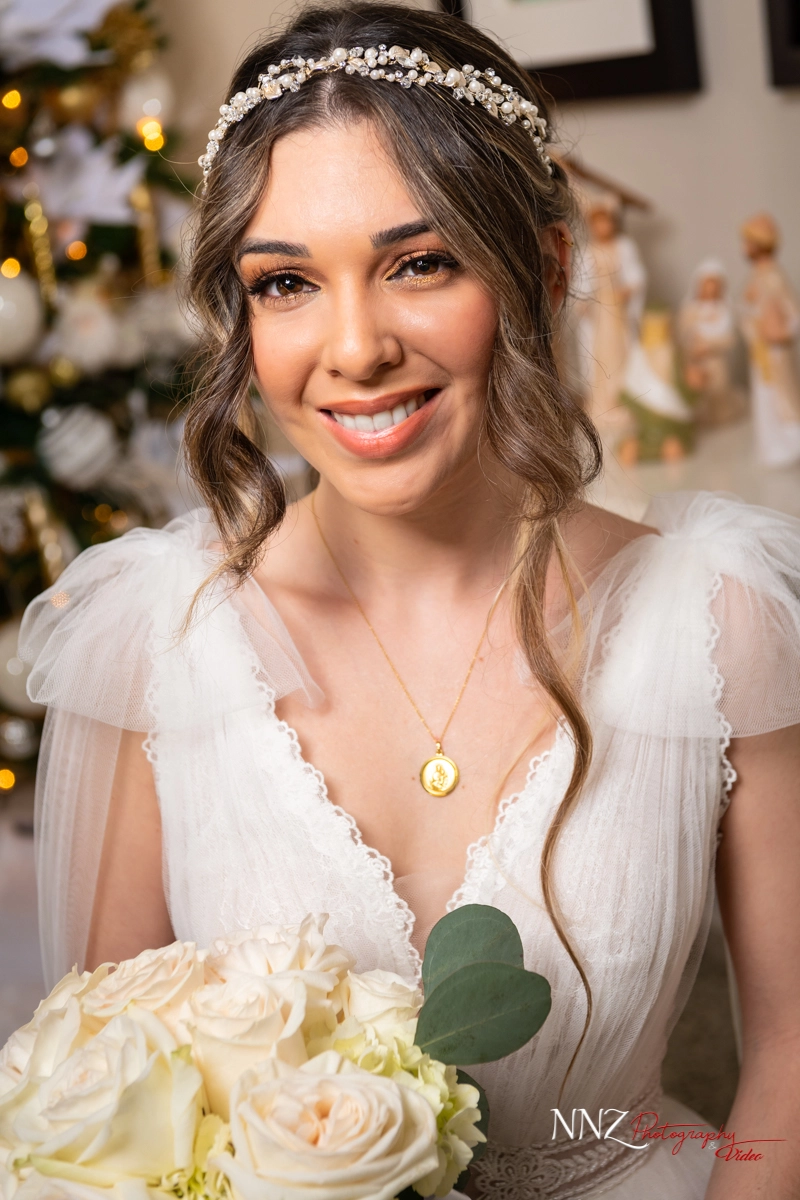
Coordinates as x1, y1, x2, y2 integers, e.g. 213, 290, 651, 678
185, 2, 602, 1085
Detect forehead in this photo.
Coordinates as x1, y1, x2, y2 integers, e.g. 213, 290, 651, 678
244, 120, 422, 242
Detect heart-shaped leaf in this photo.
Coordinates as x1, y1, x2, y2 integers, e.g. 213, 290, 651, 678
415, 960, 551, 1064
422, 904, 524, 997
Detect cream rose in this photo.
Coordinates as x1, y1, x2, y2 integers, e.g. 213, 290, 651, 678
0, 968, 108, 1145
11, 1009, 202, 1187
341, 971, 422, 1038
205, 915, 351, 993
212, 1051, 439, 1200
5, 1165, 165, 1200
81, 942, 204, 1042
187, 976, 308, 1119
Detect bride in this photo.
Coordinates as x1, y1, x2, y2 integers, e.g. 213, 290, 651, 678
19, 5, 800, 1198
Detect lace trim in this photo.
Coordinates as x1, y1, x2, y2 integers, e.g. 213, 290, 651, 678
706, 572, 738, 838
223, 597, 424, 977
272, 706, 422, 977
470, 1084, 662, 1200
446, 729, 564, 912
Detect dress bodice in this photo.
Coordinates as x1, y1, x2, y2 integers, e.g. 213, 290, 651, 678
19, 490, 800, 1199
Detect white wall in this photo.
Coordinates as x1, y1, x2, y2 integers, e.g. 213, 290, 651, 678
160, 0, 800, 307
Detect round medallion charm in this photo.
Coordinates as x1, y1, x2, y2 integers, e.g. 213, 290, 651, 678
420, 752, 460, 797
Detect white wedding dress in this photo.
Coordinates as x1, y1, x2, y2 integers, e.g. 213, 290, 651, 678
18, 491, 800, 1200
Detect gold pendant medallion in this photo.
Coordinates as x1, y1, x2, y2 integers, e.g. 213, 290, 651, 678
420, 746, 460, 797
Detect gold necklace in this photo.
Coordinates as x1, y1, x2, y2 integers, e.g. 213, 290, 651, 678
310, 492, 506, 797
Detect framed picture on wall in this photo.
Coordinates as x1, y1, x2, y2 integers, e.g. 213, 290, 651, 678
441, 0, 702, 100
765, 0, 800, 86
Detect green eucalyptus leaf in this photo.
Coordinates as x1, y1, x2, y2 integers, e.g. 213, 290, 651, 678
415, 961, 551, 1064
422, 904, 524, 997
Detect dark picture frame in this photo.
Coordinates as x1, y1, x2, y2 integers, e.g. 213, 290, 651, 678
441, 0, 703, 101
764, 0, 800, 86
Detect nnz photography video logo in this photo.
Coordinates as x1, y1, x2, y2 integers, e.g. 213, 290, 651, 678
551, 1108, 784, 1162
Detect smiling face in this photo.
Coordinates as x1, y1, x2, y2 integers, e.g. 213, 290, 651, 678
238, 120, 499, 516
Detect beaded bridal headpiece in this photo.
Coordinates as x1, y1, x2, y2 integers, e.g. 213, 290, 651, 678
200, 43, 552, 181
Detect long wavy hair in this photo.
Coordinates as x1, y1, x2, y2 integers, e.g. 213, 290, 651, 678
185, 2, 602, 1086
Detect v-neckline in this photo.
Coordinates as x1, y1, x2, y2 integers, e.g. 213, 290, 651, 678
268, 690, 567, 977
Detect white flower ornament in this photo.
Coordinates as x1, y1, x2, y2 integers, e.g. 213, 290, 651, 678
200, 44, 552, 181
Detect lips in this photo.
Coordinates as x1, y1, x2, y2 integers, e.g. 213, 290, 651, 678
319, 388, 441, 459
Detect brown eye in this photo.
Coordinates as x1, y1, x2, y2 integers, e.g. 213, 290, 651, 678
392, 252, 458, 280
246, 271, 316, 301
273, 274, 305, 296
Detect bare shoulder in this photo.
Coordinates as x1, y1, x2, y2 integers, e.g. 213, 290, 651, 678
559, 503, 660, 580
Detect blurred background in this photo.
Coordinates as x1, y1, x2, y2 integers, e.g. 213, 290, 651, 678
1, 0, 799, 1128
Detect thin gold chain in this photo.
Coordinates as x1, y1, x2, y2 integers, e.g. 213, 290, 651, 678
310, 491, 506, 749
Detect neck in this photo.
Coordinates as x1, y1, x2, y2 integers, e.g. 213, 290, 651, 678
310, 457, 521, 605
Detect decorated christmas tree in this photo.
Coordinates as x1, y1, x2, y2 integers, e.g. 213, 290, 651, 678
0, 0, 198, 794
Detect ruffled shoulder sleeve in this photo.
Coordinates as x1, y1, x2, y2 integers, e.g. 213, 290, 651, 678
18, 508, 320, 732
576, 491, 800, 739
19, 509, 320, 989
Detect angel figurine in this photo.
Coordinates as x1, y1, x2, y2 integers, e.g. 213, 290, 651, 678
740, 213, 800, 468
678, 260, 743, 428
574, 192, 691, 461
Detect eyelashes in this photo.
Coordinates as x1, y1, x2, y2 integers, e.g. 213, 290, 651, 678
244, 249, 461, 304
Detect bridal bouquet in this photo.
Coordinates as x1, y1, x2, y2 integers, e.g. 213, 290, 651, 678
0, 906, 550, 1200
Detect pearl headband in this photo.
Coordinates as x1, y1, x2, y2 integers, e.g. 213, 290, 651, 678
199, 43, 552, 181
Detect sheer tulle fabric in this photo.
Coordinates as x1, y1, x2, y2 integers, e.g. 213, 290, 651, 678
19, 491, 800, 1199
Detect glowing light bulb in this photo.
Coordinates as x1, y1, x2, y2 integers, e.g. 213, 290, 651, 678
0, 258, 21, 279
2, 89, 21, 109
66, 240, 87, 261
0, 769, 16, 790
9, 146, 28, 167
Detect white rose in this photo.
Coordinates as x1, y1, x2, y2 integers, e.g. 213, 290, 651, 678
212, 1051, 439, 1200
0, 968, 108, 1145
81, 942, 204, 1042
6, 1165, 165, 1200
206, 914, 351, 984
188, 976, 308, 1120
11, 1010, 202, 1187
341, 971, 422, 1038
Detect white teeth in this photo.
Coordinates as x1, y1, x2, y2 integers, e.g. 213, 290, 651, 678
331, 392, 435, 433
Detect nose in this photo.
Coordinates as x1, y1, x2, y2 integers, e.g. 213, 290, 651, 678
320, 284, 403, 381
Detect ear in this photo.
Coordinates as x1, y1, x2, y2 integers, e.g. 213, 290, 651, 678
541, 221, 573, 315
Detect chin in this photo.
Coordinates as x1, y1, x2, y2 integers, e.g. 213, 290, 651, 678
314, 456, 462, 516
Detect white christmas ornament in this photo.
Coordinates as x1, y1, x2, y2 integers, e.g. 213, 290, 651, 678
118, 67, 175, 131
0, 269, 45, 365
40, 281, 138, 374
38, 405, 120, 490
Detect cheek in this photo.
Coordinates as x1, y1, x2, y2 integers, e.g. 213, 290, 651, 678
250, 314, 317, 410
412, 283, 497, 385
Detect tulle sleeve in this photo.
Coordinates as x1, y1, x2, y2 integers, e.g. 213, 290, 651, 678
649, 491, 800, 739
18, 509, 320, 988
568, 491, 800, 743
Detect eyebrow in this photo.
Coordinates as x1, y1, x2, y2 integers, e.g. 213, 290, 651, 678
238, 238, 310, 260
371, 220, 432, 248
237, 219, 433, 262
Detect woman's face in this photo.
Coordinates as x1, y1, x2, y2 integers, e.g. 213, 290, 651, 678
239, 120, 499, 515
